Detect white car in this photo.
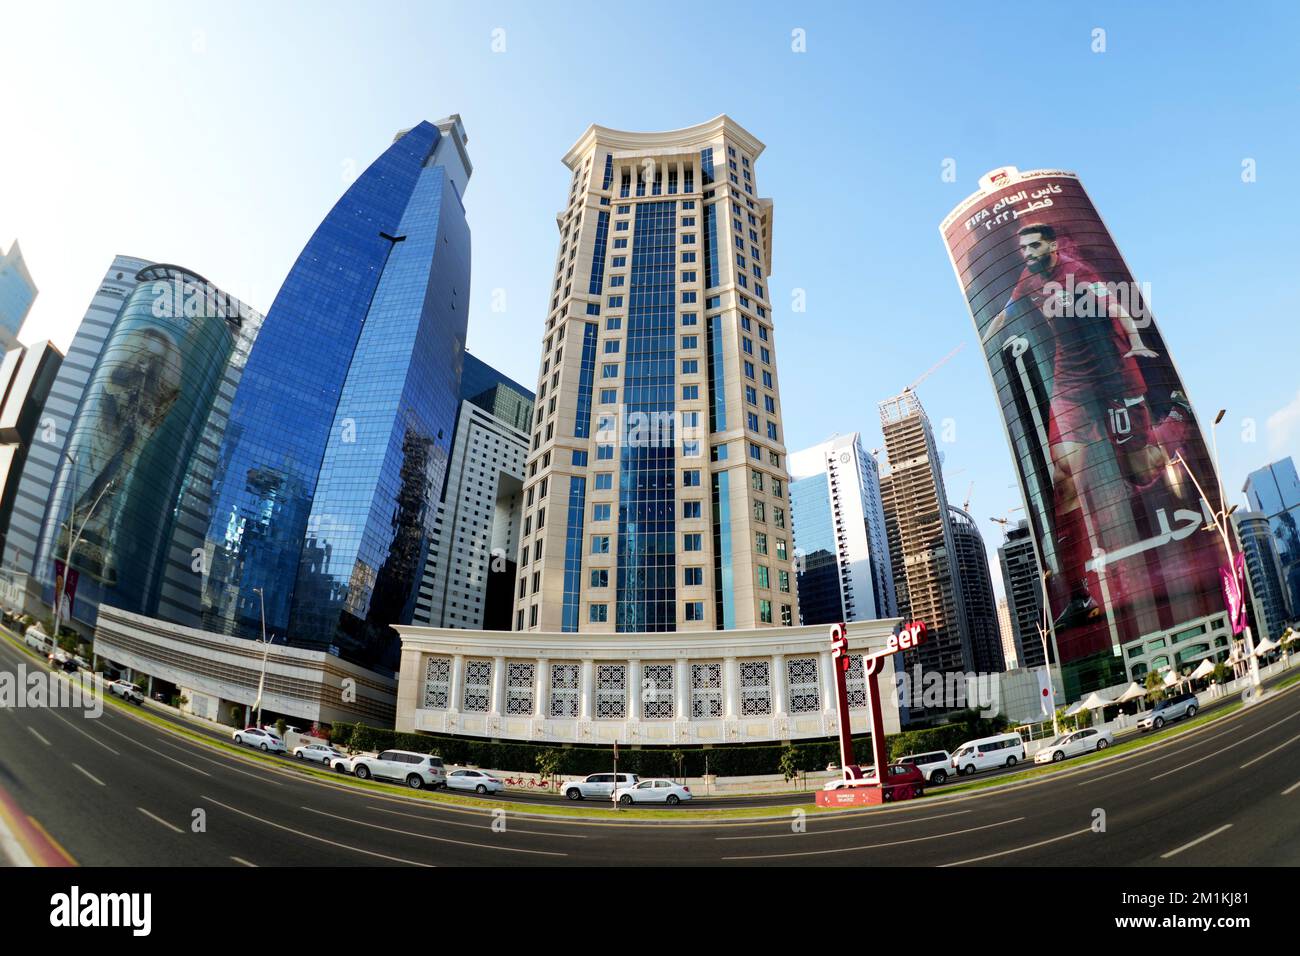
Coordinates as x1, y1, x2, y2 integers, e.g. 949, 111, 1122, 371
446, 769, 504, 794
1137, 691, 1199, 730
562, 772, 639, 801
614, 778, 691, 806
232, 727, 287, 753
1034, 727, 1114, 764
350, 750, 447, 790
293, 742, 344, 766
951, 733, 1027, 776
108, 680, 145, 704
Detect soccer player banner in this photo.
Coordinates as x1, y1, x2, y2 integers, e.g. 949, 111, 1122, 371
940, 168, 1225, 689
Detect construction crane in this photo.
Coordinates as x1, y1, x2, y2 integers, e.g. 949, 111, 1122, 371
904, 342, 966, 394
963, 481, 975, 512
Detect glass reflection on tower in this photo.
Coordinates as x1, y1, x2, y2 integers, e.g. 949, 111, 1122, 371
202, 118, 471, 673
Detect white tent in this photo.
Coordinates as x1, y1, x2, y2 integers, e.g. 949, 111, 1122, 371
1253, 636, 1280, 656
1162, 668, 1179, 687
1114, 682, 1147, 703
1078, 691, 1115, 711
1063, 700, 1086, 716
1189, 658, 1216, 680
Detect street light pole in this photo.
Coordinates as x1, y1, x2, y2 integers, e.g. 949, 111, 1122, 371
52, 453, 114, 637
251, 587, 270, 728
1037, 572, 1060, 737
1168, 408, 1262, 691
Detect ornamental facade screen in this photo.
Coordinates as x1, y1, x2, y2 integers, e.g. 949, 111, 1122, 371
940, 167, 1225, 696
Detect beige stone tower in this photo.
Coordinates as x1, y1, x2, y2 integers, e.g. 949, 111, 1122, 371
512, 116, 798, 634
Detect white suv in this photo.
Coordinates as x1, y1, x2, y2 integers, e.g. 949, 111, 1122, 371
897, 750, 954, 785
563, 772, 639, 801
1138, 691, 1198, 730
351, 750, 447, 790
108, 680, 145, 704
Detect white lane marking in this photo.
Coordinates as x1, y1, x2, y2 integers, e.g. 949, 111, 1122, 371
40, 707, 121, 755
153, 738, 283, 785
716, 809, 973, 841
1150, 709, 1300, 781
940, 827, 1093, 866
1076, 720, 1250, 786
138, 807, 184, 835
722, 816, 1024, 861
230, 856, 257, 867
26, 726, 51, 746
1239, 732, 1300, 769
72, 764, 106, 787
1161, 823, 1233, 860
366, 805, 589, 839
200, 795, 432, 867
1282, 779, 1300, 796
301, 806, 566, 857
80, 715, 212, 776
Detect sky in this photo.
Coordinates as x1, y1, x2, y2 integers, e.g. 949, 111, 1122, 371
4, 1, 1298, 599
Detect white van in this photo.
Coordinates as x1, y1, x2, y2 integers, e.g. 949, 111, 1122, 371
951, 733, 1026, 776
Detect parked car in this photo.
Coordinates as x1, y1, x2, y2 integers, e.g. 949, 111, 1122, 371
23, 626, 53, 654
350, 751, 446, 790
293, 742, 344, 766
562, 772, 639, 801
897, 750, 954, 785
446, 769, 504, 794
951, 733, 1026, 776
232, 727, 287, 754
1138, 691, 1199, 730
107, 680, 145, 704
822, 763, 926, 794
1033, 727, 1114, 764
614, 778, 691, 806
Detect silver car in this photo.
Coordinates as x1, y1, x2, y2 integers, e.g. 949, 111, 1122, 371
1138, 691, 1199, 730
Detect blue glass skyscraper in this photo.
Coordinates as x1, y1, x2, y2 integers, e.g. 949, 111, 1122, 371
201, 117, 472, 673
0, 240, 38, 351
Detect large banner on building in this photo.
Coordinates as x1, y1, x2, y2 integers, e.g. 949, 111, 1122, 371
940, 168, 1224, 690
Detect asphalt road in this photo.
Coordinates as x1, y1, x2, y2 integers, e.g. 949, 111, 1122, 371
2, 631, 1299, 866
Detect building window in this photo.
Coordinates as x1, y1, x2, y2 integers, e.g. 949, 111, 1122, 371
757, 565, 770, 589
787, 657, 820, 713
463, 659, 492, 712
593, 503, 611, 522
422, 656, 451, 710
506, 662, 535, 715
691, 662, 723, 718
550, 663, 579, 718
740, 660, 772, 716
683, 500, 702, 519
595, 472, 613, 490
685, 601, 705, 621
779, 569, 790, 592
759, 598, 773, 623
684, 566, 704, 586
589, 603, 608, 623
643, 664, 674, 719
684, 533, 703, 551
592, 535, 610, 554
596, 664, 626, 719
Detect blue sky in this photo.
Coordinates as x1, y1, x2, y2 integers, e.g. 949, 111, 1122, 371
4, 1, 1298, 595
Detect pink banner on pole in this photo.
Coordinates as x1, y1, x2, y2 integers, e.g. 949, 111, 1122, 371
1220, 553, 1247, 635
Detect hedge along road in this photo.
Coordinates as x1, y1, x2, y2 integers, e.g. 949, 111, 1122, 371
2, 621, 1293, 818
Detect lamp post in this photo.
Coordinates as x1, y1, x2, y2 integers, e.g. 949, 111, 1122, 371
52, 453, 115, 637
251, 587, 271, 728
1167, 408, 1262, 692
1037, 572, 1060, 737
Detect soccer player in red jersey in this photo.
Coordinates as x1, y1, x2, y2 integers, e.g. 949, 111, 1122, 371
981, 223, 1190, 631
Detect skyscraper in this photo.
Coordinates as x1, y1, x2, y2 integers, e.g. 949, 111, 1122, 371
34, 265, 257, 628
788, 432, 896, 626
0, 240, 38, 351
1243, 457, 1300, 618
1, 256, 152, 596
949, 504, 1005, 673
1233, 510, 1292, 644
512, 117, 795, 634
998, 519, 1048, 669
415, 354, 533, 630
942, 167, 1229, 699
201, 117, 473, 673
878, 390, 972, 689
0, 342, 63, 556
995, 597, 1018, 670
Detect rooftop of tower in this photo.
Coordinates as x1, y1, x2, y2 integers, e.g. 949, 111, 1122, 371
562, 114, 766, 169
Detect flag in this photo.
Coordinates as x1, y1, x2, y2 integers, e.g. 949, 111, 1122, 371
1036, 667, 1053, 717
